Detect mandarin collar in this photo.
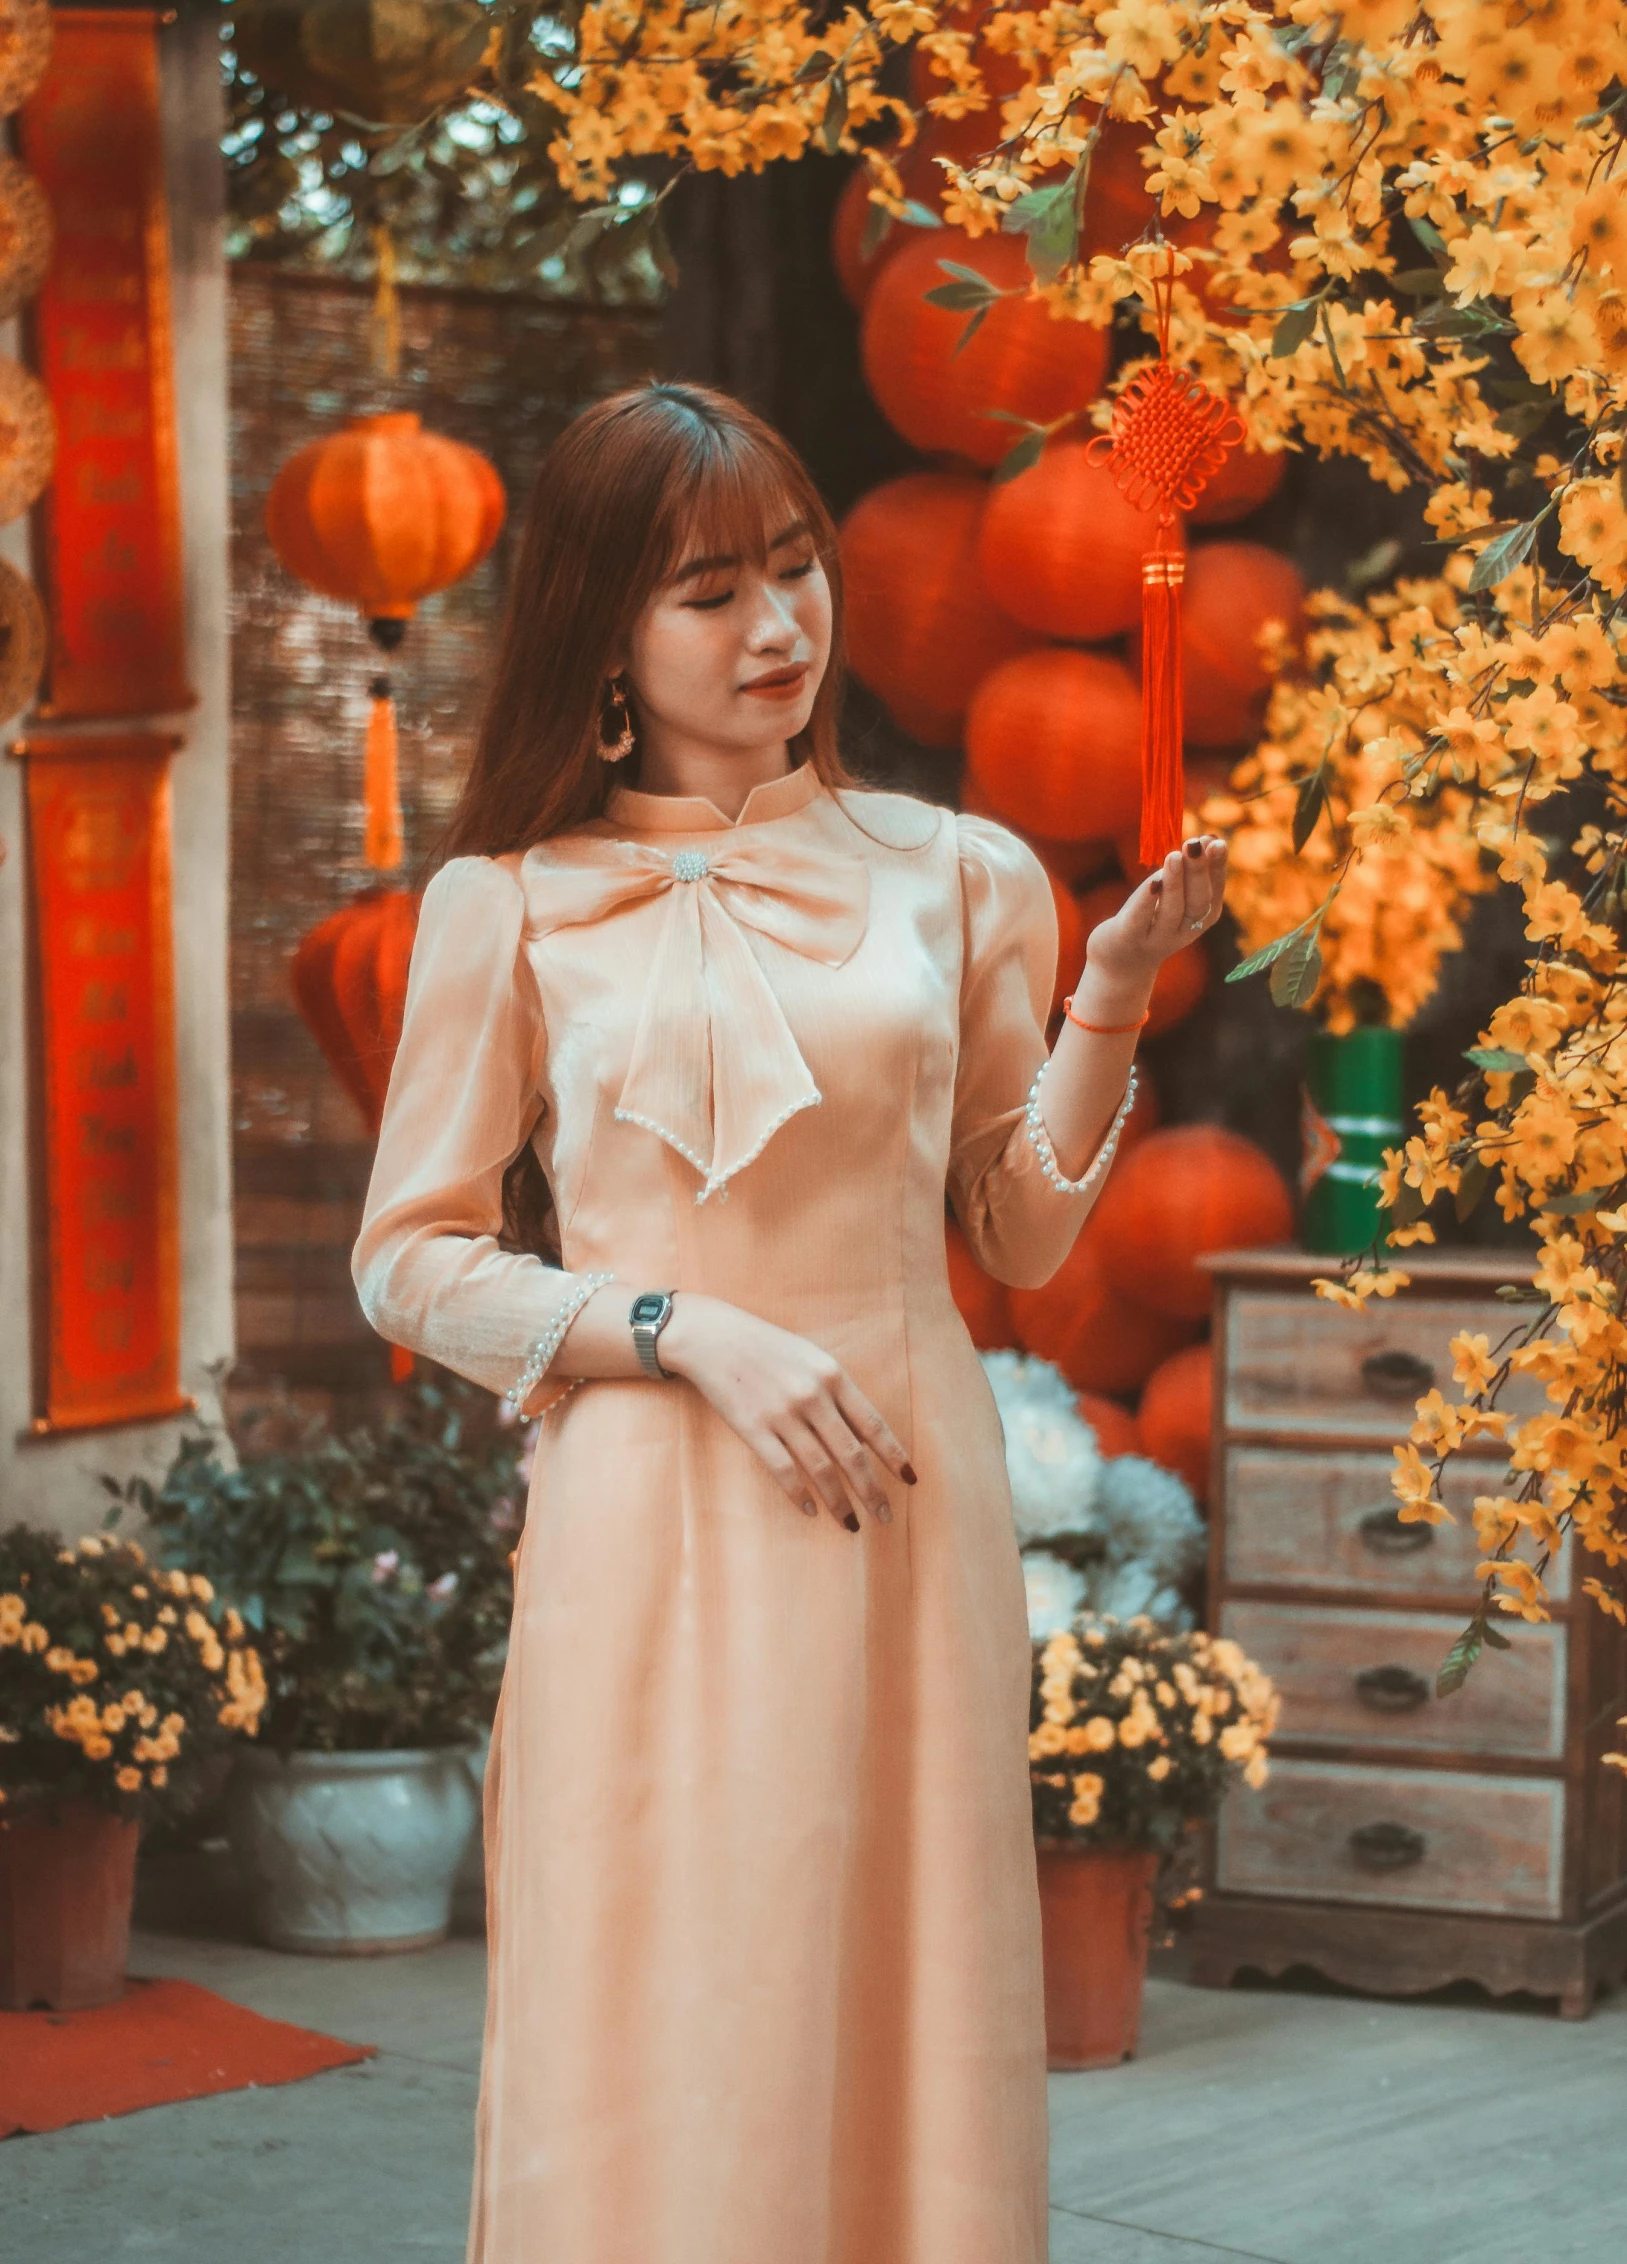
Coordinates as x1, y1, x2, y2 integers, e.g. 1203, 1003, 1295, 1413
604, 760, 823, 835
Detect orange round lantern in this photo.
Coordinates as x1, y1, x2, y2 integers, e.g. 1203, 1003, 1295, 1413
861, 230, 1110, 470
1187, 443, 1287, 527
965, 649, 1142, 842
1076, 1391, 1141, 1459
831, 168, 930, 309
1009, 1221, 1202, 1396
841, 472, 1033, 732
1048, 872, 1086, 1018
290, 888, 419, 1134
266, 411, 506, 869
960, 771, 1113, 886
977, 442, 1173, 642
1139, 1343, 1214, 1502
1075, 877, 1207, 1036
1133, 540, 1304, 749
947, 1214, 1015, 1350
1080, 122, 1159, 263
1092, 1125, 1294, 1322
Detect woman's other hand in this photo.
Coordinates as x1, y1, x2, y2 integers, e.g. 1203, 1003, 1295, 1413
1084, 834, 1228, 997
658, 1294, 913, 1530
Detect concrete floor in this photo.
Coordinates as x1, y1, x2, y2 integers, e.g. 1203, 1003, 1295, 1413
3, 1903, 1622, 2264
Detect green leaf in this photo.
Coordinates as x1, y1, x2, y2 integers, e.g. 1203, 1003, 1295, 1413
992, 428, 1046, 483
1270, 301, 1319, 358
858, 197, 893, 261
1408, 211, 1448, 260
936, 258, 1000, 295
1269, 926, 1324, 1010
899, 198, 943, 229
1003, 170, 1079, 284
1436, 1615, 1484, 1698
1226, 909, 1325, 985
1454, 1152, 1492, 1224
819, 69, 848, 156
1292, 770, 1328, 854
1496, 398, 1552, 442
1389, 1173, 1430, 1228
1468, 517, 1540, 593
1541, 1188, 1608, 1214
1482, 1617, 1514, 1650
1465, 1045, 1528, 1073
1388, 267, 1447, 296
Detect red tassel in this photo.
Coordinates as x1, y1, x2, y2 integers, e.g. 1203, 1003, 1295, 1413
389, 1343, 415, 1383
364, 674, 404, 871
1138, 535, 1186, 868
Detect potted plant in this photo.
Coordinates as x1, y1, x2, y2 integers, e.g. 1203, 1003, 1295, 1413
101, 1373, 523, 1955
1029, 1613, 1278, 2069
0, 1527, 269, 2010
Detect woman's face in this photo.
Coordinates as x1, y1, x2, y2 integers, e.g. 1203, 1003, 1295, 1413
622, 511, 833, 765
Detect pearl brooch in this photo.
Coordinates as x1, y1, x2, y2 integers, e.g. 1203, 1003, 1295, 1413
671, 849, 709, 882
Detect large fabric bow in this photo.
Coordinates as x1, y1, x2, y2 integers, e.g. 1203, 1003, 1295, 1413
522, 832, 869, 1200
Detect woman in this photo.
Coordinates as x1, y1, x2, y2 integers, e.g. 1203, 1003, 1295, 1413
352, 381, 1226, 2264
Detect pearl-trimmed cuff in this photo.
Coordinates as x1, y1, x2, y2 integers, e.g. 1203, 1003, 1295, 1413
1024, 1061, 1139, 1197
505, 1271, 616, 1412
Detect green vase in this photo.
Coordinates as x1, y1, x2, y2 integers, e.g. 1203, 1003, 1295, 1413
1300, 1027, 1405, 1256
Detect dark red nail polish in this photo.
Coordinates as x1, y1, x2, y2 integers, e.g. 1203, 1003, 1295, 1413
844, 1512, 860, 1532
1185, 839, 1202, 858
901, 1462, 918, 1485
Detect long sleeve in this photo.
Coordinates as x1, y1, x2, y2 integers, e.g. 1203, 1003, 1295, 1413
351, 854, 611, 1417
947, 814, 1132, 1290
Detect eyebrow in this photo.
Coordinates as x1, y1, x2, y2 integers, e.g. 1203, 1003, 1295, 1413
669, 519, 811, 586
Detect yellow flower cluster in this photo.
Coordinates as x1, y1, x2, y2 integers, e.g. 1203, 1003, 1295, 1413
1201, 569, 1500, 1030
0, 1535, 267, 1807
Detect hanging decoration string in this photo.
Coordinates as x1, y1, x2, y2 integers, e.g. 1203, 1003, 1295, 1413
1086, 250, 1245, 867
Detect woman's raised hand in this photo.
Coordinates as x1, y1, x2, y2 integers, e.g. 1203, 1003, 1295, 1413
1084, 834, 1228, 996
657, 1294, 913, 1530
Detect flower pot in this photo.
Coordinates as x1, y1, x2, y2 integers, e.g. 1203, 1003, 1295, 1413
225, 1745, 479, 1955
0, 1796, 142, 2011
1300, 1026, 1405, 1255
1035, 1844, 1158, 2069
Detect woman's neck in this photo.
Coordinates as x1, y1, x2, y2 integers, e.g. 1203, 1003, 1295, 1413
629, 735, 794, 823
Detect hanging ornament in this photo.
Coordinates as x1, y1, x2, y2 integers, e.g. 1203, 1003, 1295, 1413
264, 411, 505, 870
1085, 249, 1245, 867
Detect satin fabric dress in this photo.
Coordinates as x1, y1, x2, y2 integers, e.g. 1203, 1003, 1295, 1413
351, 762, 1126, 2264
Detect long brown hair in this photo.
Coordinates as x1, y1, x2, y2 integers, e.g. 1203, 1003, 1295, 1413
436, 380, 853, 863
438, 381, 855, 1254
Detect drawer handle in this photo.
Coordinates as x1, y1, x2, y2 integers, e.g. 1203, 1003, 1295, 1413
1359, 1506, 1433, 1555
1354, 1664, 1432, 1713
1349, 1821, 1427, 1872
1360, 1349, 1436, 1400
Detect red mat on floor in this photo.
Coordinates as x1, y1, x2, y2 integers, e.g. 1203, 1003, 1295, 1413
0, 1973, 378, 2136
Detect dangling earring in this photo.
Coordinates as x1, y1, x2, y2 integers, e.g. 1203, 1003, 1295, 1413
598, 673, 636, 764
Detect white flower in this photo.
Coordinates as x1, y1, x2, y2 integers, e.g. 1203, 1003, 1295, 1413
980, 1351, 1103, 1546
1022, 1549, 1089, 1640
1086, 1558, 1193, 1630
1094, 1455, 1206, 1587
426, 1572, 459, 1602
370, 1549, 400, 1585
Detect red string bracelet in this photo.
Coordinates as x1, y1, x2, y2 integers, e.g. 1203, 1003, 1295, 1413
1063, 996, 1150, 1035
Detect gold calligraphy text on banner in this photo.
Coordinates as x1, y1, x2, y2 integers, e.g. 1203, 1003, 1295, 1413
18, 9, 190, 719
13, 732, 187, 1434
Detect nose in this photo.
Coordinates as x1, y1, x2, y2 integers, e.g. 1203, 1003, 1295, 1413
742, 574, 801, 652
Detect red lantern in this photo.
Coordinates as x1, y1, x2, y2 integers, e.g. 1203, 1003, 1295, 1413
1187, 443, 1287, 527
965, 649, 1143, 843
1174, 541, 1306, 747
959, 771, 1114, 886
947, 1214, 1015, 1349
1139, 1343, 1214, 1501
290, 889, 419, 1135
1049, 872, 1086, 1018
1092, 1126, 1294, 1322
1009, 1221, 1202, 1396
977, 442, 1173, 642
861, 230, 1110, 470
1076, 878, 1207, 1036
266, 412, 506, 869
841, 472, 1033, 732
1076, 1391, 1141, 1459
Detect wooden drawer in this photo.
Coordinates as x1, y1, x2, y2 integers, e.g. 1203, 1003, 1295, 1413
1221, 1600, 1567, 1760
1222, 1446, 1573, 1602
1223, 1289, 1547, 1442
1216, 1758, 1564, 1918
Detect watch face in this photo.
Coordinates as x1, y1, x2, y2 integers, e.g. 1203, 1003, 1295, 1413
631, 1293, 668, 1325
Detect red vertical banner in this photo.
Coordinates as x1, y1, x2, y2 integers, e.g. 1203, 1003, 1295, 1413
17, 10, 191, 719
16, 734, 187, 1433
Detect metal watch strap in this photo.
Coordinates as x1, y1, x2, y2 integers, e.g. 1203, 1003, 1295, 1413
629, 1290, 676, 1381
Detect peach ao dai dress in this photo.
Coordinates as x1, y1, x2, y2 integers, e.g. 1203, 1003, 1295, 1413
351, 763, 1133, 2264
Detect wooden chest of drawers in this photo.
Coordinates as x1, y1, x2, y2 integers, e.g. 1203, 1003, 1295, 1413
1189, 1248, 1627, 2017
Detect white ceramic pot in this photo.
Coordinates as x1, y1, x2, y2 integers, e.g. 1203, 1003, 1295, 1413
226, 1746, 480, 1955
451, 1724, 491, 1934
